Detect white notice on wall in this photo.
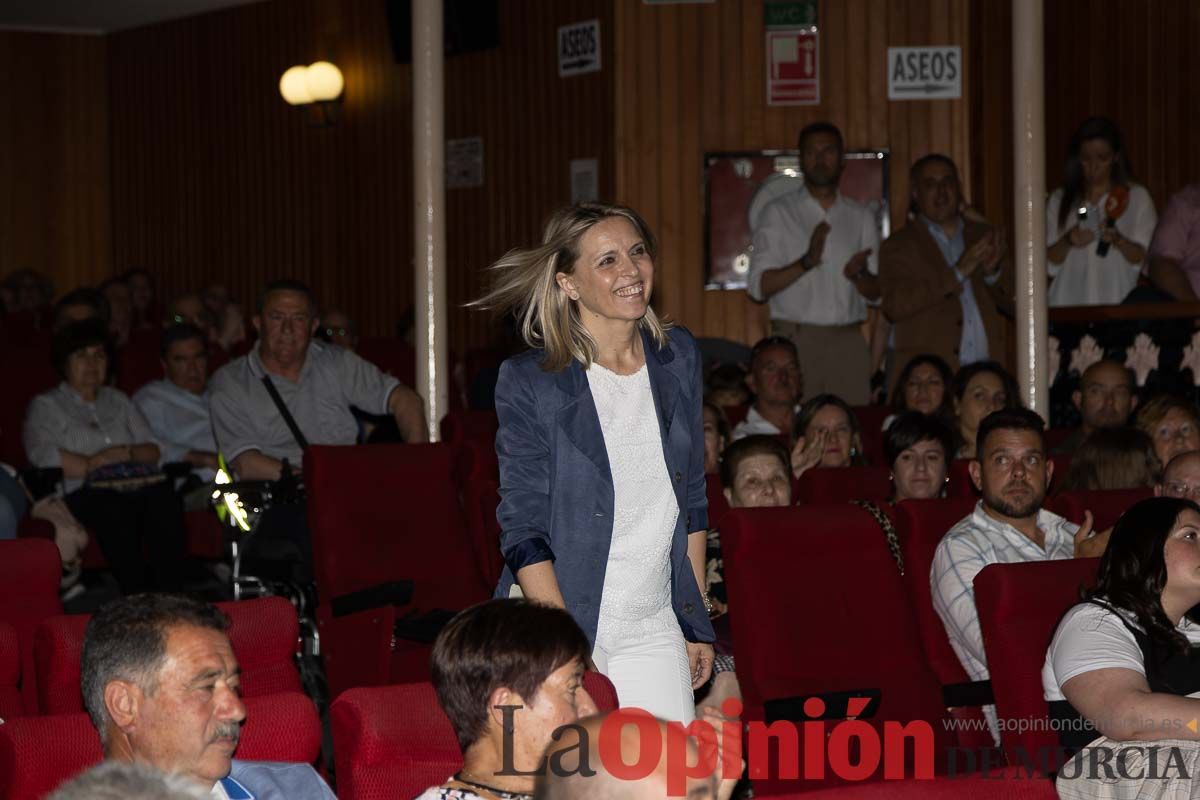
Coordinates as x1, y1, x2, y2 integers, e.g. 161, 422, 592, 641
558, 20, 601, 77
887, 46, 961, 100
446, 137, 483, 189
570, 158, 599, 204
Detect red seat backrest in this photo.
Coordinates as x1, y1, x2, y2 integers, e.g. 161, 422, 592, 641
461, 477, 504, 589
0, 620, 23, 720
331, 672, 617, 800
0, 539, 63, 713
794, 465, 892, 505
0, 346, 58, 468
0, 692, 321, 800
305, 444, 490, 693
33, 597, 302, 715
1053, 487, 1154, 532
440, 409, 499, 446
357, 338, 416, 386
721, 504, 953, 791
706, 473, 731, 530
892, 497, 979, 688
852, 404, 890, 465
975, 558, 1100, 766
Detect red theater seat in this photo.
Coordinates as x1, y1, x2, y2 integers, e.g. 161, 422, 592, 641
357, 337, 416, 386
33, 597, 302, 715
0, 621, 23, 720
331, 673, 617, 800
1053, 487, 1153, 532
0, 346, 58, 468
794, 465, 892, 505
721, 504, 953, 793
706, 473, 731, 530
852, 404, 890, 464
890, 496, 994, 749
975, 558, 1100, 767
0, 539, 62, 713
0, 692, 321, 800
461, 477, 504, 589
440, 409, 499, 446
305, 444, 490, 694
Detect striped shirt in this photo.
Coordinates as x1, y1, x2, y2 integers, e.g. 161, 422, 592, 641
23, 383, 156, 492
931, 501, 1078, 683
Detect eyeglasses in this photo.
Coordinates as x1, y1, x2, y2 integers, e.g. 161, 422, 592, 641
1162, 483, 1200, 501
323, 327, 349, 338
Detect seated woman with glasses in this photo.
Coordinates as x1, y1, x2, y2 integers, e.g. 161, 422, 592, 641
1135, 395, 1200, 473
790, 393, 867, 478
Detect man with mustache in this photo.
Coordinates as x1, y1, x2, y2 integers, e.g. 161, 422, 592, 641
81, 593, 334, 798
931, 409, 1107, 697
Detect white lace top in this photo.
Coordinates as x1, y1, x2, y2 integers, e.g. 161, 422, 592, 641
586, 362, 680, 649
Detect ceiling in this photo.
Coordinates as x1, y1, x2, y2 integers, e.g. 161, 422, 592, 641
0, 0, 265, 34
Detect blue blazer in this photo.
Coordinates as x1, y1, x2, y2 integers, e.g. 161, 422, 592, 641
493, 325, 715, 647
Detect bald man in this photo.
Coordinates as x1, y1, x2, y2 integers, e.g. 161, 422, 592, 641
534, 710, 740, 800
1054, 360, 1139, 454
1156, 450, 1200, 503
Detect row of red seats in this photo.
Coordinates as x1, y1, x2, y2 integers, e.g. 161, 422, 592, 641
719, 488, 1147, 793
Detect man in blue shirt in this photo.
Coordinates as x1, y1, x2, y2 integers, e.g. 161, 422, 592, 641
134, 324, 219, 484
879, 154, 1012, 397
81, 593, 334, 800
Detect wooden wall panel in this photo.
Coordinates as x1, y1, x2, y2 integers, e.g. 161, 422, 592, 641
0, 32, 110, 293
613, 0, 972, 346
108, 0, 614, 352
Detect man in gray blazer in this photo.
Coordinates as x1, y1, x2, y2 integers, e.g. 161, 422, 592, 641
81, 594, 334, 800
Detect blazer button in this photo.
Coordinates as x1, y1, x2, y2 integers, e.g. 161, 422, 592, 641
683, 602, 695, 614
674, 471, 682, 483
594, 511, 604, 518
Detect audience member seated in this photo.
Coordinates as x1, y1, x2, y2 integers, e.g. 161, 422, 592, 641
789, 393, 865, 478
884, 353, 955, 431
133, 324, 220, 507
82, 593, 334, 797
49, 761, 207, 800
52, 288, 109, 332
702, 402, 730, 476
201, 283, 248, 353
1146, 181, 1200, 302
1045, 497, 1200, 799
705, 363, 750, 409
1046, 117, 1156, 307
98, 278, 134, 350
885, 411, 954, 503
318, 307, 358, 351
415, 599, 599, 800
1157, 450, 1200, 503
121, 268, 160, 331
932, 408, 1106, 738
23, 320, 187, 593
879, 154, 1010, 396
952, 360, 1020, 458
1054, 360, 1139, 454
1, 268, 54, 314
703, 435, 794, 718
1055, 427, 1160, 493
534, 710, 738, 800
1134, 394, 1200, 472
731, 336, 801, 441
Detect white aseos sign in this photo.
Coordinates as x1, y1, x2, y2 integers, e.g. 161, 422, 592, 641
887, 46, 961, 100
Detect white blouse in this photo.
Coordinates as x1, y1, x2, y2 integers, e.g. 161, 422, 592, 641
586, 362, 679, 649
1045, 183, 1157, 307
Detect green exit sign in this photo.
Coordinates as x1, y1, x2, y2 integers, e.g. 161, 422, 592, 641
764, 0, 817, 28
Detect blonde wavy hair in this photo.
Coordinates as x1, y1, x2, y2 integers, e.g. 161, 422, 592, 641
470, 203, 672, 373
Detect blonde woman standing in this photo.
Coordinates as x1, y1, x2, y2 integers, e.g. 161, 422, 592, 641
473, 203, 714, 723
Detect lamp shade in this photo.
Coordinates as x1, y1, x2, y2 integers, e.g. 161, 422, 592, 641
279, 66, 313, 105
304, 61, 344, 102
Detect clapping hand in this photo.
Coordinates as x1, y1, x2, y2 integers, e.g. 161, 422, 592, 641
1073, 511, 1112, 559
791, 428, 826, 478
842, 248, 873, 281
805, 221, 831, 268
1068, 225, 1095, 248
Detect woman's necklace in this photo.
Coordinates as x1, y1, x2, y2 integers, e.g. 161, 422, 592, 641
454, 770, 529, 798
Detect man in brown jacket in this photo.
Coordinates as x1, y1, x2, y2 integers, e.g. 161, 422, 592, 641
880, 154, 1012, 396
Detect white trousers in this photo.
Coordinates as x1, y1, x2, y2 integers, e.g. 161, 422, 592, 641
592, 624, 695, 724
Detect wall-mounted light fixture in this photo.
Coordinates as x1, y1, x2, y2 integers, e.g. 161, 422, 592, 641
279, 61, 344, 126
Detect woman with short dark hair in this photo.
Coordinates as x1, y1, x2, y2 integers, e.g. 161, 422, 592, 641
417, 599, 598, 800
884, 411, 954, 503
23, 319, 186, 593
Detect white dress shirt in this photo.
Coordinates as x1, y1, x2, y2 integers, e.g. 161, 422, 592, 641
748, 186, 881, 326
133, 379, 218, 482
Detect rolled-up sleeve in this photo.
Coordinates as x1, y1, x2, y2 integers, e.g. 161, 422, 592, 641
681, 333, 708, 533
337, 350, 400, 415
494, 359, 555, 572
23, 395, 64, 468
747, 202, 796, 302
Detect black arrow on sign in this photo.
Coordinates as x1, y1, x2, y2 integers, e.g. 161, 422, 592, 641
562, 58, 595, 71
892, 84, 953, 94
